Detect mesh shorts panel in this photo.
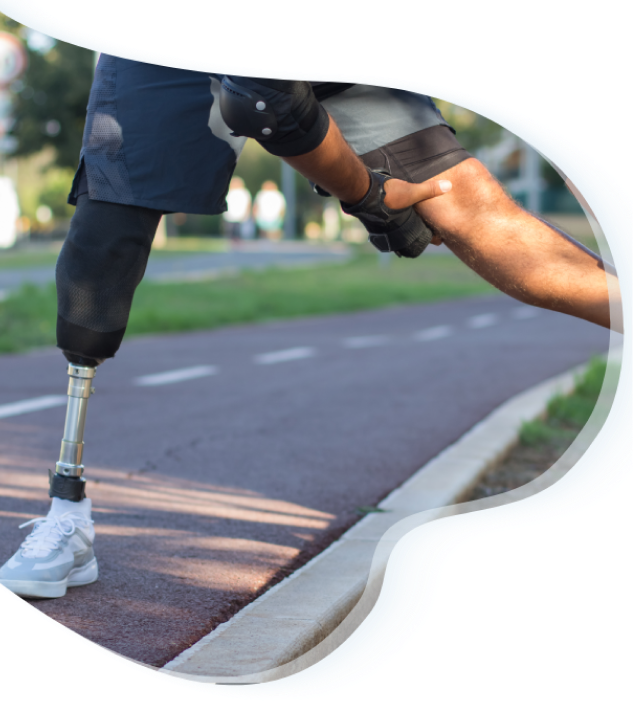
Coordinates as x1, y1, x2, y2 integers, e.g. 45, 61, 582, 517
78, 55, 136, 204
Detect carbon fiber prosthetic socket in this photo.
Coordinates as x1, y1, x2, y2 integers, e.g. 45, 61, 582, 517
56, 195, 162, 363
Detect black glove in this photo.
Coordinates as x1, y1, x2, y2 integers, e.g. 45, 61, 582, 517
340, 169, 433, 258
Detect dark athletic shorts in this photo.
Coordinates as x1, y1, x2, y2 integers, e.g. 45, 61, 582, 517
70, 55, 471, 214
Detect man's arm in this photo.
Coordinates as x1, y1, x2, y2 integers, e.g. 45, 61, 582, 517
218, 76, 452, 255
285, 117, 452, 254
284, 116, 452, 208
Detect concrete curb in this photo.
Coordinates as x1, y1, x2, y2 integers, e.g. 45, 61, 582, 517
162, 352, 615, 681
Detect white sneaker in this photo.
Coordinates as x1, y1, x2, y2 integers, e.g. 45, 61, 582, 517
0, 497, 98, 598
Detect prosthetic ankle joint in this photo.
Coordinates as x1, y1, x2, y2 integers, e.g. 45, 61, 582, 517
49, 364, 97, 502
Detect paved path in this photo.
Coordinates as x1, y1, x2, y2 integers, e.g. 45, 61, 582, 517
0, 294, 608, 666
0, 243, 351, 293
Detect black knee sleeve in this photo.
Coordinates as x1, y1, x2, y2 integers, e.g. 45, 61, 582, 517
56, 195, 162, 362
220, 76, 330, 157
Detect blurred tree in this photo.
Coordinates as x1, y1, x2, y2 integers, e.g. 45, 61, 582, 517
295, 174, 327, 237
434, 99, 573, 208
0, 14, 21, 41
433, 99, 504, 152
1, 13, 93, 170
38, 166, 77, 217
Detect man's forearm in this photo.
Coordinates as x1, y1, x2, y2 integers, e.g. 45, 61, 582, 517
280, 111, 453, 258
282, 117, 370, 204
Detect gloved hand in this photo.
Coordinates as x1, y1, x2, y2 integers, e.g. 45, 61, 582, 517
340, 169, 450, 257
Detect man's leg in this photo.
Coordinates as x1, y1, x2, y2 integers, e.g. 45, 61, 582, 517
0, 195, 161, 598
52, 194, 161, 488
412, 158, 620, 331
244, 78, 617, 327
1, 57, 245, 599
322, 85, 620, 331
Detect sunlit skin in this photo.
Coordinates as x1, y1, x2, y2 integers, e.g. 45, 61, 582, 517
285, 118, 621, 333
412, 158, 620, 332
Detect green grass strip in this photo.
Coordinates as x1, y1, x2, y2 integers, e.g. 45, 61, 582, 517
519, 357, 607, 447
0, 253, 493, 355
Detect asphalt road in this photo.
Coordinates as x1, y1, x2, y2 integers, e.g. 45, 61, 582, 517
0, 243, 351, 293
0, 294, 609, 667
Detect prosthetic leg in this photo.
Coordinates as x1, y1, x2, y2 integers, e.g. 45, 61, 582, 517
0, 195, 161, 597
50, 194, 162, 501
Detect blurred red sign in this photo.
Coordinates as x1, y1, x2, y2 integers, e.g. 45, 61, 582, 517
0, 32, 27, 87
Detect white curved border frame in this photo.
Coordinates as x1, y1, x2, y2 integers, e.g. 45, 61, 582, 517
0, 0, 633, 706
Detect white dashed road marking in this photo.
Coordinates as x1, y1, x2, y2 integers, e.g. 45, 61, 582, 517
413, 325, 454, 342
343, 335, 392, 349
1, 305, 545, 414
254, 347, 316, 365
0, 395, 67, 419
134, 365, 218, 387
467, 313, 499, 329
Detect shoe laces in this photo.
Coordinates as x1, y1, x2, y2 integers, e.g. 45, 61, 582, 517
18, 512, 92, 559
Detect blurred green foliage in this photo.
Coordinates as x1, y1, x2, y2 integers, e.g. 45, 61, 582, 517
434, 97, 573, 196
1, 14, 94, 170
433, 99, 504, 152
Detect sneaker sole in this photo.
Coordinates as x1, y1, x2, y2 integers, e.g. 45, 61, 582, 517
0, 558, 99, 599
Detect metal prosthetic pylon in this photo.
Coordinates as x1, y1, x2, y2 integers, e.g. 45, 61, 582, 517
49, 363, 97, 502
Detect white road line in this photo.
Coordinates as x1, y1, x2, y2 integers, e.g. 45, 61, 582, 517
0, 395, 67, 419
513, 306, 539, 320
343, 335, 392, 349
467, 313, 499, 329
253, 347, 316, 365
134, 365, 218, 387
413, 325, 454, 342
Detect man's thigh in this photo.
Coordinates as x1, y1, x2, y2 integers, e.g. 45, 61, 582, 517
71, 56, 246, 215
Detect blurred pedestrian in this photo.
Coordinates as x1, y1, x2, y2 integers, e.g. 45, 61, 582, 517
322, 199, 341, 241
222, 176, 252, 249
240, 215, 255, 241
253, 180, 286, 240
0, 176, 20, 249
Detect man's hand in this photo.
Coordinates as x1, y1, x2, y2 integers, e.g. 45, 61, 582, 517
283, 113, 452, 253
340, 170, 452, 257
384, 177, 452, 246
